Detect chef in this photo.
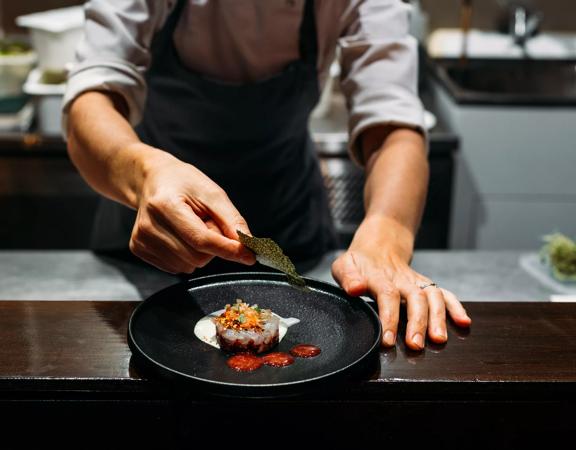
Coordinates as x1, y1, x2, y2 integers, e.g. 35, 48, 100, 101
64, 0, 471, 351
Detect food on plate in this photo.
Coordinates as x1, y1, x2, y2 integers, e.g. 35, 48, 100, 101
236, 230, 308, 289
214, 299, 280, 353
290, 344, 321, 358
225, 344, 320, 372
194, 309, 299, 349
226, 353, 264, 372
208, 299, 320, 372
261, 352, 295, 367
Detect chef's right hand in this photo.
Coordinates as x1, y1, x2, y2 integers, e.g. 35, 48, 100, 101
129, 151, 256, 274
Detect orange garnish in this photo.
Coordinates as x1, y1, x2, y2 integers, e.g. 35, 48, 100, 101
214, 299, 272, 331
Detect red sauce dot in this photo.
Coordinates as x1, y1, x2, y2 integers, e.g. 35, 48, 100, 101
261, 352, 295, 367
226, 353, 263, 372
290, 344, 321, 358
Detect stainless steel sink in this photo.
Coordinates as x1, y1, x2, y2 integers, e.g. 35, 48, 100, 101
431, 58, 576, 106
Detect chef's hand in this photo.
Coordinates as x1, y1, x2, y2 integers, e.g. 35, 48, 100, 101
332, 216, 471, 351
129, 152, 256, 274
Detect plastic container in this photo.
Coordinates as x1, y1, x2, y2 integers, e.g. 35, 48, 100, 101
16, 6, 84, 73
23, 68, 66, 136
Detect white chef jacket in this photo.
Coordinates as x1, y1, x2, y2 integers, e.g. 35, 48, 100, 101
63, 0, 425, 166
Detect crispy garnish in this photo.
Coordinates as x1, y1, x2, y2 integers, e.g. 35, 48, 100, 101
213, 299, 272, 331
237, 230, 308, 290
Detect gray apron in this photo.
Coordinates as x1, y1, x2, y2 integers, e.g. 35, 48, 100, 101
91, 0, 337, 273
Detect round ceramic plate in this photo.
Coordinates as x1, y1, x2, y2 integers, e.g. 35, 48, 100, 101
128, 272, 381, 397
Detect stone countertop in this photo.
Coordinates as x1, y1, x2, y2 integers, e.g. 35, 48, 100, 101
0, 250, 557, 302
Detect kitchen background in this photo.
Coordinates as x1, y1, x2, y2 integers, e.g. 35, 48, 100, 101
1, 0, 575, 288
422, 0, 575, 31
3, 0, 576, 33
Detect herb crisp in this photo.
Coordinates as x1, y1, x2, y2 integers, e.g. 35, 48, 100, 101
237, 230, 308, 290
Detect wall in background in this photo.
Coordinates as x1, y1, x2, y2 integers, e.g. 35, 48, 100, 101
421, 0, 576, 32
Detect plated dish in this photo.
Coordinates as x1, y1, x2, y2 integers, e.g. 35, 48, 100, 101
128, 272, 381, 397
213, 300, 281, 354
194, 299, 321, 372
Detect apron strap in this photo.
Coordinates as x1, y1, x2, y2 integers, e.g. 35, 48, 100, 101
299, 0, 318, 66
151, 0, 187, 55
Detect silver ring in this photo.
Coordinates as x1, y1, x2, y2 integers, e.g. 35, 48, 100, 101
418, 282, 438, 290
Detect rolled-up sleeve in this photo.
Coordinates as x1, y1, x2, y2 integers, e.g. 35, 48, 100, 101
339, 0, 426, 166
62, 0, 173, 135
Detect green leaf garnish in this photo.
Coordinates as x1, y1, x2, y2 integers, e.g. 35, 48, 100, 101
540, 232, 576, 281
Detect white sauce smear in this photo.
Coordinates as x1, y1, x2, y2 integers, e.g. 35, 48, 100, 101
194, 309, 300, 349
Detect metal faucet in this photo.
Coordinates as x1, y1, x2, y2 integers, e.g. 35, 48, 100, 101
509, 4, 542, 49
459, 0, 473, 64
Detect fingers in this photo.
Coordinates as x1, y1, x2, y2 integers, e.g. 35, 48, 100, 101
442, 288, 472, 327
329, 248, 471, 352
204, 189, 252, 239
332, 253, 400, 347
200, 218, 257, 264
132, 230, 211, 274
405, 285, 470, 349
425, 287, 447, 344
131, 243, 191, 274
374, 284, 401, 347
204, 219, 221, 233
331, 252, 367, 297
130, 211, 214, 274
151, 198, 255, 265
404, 289, 428, 351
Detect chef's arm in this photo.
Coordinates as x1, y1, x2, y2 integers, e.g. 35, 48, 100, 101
67, 91, 161, 209
358, 125, 428, 262
67, 91, 255, 272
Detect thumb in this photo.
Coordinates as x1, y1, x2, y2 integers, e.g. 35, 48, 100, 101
332, 252, 367, 297
207, 192, 252, 240
201, 200, 255, 265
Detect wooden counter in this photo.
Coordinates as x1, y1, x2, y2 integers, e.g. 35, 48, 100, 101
0, 300, 574, 448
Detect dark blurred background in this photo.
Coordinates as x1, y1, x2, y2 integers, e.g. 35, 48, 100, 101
3, 0, 576, 34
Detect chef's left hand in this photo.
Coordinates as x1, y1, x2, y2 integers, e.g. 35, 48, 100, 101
332, 216, 471, 351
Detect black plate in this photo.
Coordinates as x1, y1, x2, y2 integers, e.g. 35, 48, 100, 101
128, 272, 381, 397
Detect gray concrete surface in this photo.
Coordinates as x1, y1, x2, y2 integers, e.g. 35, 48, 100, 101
0, 250, 558, 301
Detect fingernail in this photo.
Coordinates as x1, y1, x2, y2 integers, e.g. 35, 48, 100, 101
384, 330, 396, 346
242, 256, 256, 265
412, 333, 424, 348
435, 327, 447, 340
346, 281, 362, 294
239, 250, 255, 261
